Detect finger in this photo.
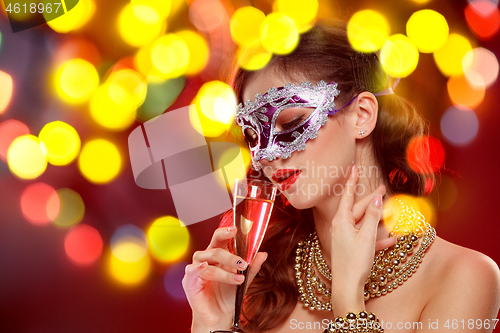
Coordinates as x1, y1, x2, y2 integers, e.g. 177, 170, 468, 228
182, 262, 208, 296
358, 194, 383, 239
207, 226, 237, 250
198, 261, 246, 285
193, 248, 248, 271
375, 236, 397, 252
337, 165, 358, 216
352, 184, 386, 222
355, 207, 394, 231
246, 252, 268, 286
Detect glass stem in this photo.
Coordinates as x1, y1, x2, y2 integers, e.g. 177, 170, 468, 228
232, 266, 250, 331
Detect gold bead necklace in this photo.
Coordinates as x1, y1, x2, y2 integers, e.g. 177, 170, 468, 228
294, 198, 436, 311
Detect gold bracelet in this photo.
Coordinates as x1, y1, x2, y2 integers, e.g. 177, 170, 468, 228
323, 311, 384, 333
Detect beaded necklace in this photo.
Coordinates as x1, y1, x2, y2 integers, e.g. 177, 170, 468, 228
294, 198, 436, 311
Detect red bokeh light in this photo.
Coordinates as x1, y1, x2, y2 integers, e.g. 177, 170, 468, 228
0, 119, 30, 161
64, 224, 103, 265
407, 136, 445, 174
54, 38, 101, 67
465, 1, 500, 40
20, 182, 58, 226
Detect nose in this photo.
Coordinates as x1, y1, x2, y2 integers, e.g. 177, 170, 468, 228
257, 157, 281, 180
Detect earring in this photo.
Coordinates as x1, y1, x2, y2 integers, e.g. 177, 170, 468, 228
359, 129, 367, 136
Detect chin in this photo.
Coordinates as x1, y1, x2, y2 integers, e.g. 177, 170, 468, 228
280, 191, 319, 210
280, 178, 339, 210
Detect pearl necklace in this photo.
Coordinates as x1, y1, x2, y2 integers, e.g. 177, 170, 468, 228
294, 198, 436, 311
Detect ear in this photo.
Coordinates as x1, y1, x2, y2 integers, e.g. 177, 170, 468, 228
353, 92, 378, 139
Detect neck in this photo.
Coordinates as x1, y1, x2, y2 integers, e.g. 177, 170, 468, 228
311, 165, 390, 269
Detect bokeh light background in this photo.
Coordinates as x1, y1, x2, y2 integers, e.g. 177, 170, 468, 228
0, 0, 499, 331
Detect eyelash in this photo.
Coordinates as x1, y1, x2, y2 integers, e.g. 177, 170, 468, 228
282, 115, 305, 130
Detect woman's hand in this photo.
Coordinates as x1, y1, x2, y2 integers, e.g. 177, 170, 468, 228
330, 165, 386, 315
182, 226, 268, 333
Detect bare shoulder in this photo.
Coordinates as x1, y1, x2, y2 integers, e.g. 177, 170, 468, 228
426, 236, 500, 283
420, 236, 500, 320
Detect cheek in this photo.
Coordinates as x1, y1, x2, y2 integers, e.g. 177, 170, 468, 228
304, 120, 355, 169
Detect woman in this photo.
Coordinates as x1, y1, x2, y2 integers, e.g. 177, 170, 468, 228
182, 20, 500, 332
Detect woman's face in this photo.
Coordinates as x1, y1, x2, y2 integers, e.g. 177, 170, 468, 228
242, 71, 358, 209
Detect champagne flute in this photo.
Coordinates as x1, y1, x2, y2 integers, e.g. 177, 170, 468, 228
211, 179, 277, 333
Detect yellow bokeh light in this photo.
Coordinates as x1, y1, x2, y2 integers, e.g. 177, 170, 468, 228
434, 33, 473, 77
89, 85, 137, 131
189, 104, 228, 137
407, 10, 449, 53
197, 81, 237, 124
176, 30, 209, 76
216, 144, 250, 189
109, 251, 150, 285
380, 34, 419, 78
277, 0, 318, 32
118, 4, 165, 47
111, 225, 149, 263
39, 121, 81, 166
131, 0, 171, 19
237, 43, 273, 71
78, 139, 122, 184
150, 34, 190, 79
134, 45, 155, 80
230, 6, 266, 47
260, 13, 299, 55
7, 135, 47, 179
412, 0, 432, 3
189, 81, 236, 137
107, 69, 147, 108
147, 216, 189, 263
112, 238, 148, 263
170, 0, 184, 16
46, 0, 95, 33
49, 188, 85, 228
383, 194, 435, 233
134, 45, 171, 83
0, 70, 13, 114
415, 197, 436, 227
55, 58, 99, 104
347, 10, 390, 53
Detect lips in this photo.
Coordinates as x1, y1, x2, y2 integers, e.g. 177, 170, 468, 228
271, 169, 302, 191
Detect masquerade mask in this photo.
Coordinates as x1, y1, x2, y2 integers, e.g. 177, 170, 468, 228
235, 80, 344, 170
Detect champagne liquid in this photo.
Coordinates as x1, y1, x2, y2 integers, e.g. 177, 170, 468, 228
233, 197, 274, 264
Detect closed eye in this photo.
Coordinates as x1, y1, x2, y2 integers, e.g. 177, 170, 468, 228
281, 114, 305, 131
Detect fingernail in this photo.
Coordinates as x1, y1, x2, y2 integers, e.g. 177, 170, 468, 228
227, 226, 236, 232
263, 253, 268, 261
351, 165, 357, 178
237, 260, 248, 269
373, 194, 382, 207
234, 274, 245, 282
199, 261, 208, 269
